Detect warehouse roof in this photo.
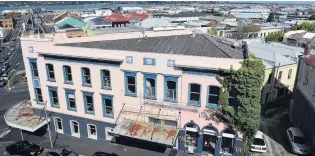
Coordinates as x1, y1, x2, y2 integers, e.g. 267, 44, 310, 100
56, 33, 245, 59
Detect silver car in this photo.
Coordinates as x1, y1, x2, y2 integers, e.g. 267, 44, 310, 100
286, 127, 311, 155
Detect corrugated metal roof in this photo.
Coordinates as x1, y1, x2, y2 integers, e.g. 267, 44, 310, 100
112, 119, 179, 146
55, 17, 85, 30
56, 33, 245, 59
248, 42, 299, 68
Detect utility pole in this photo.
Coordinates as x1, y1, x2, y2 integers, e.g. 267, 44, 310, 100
44, 101, 53, 148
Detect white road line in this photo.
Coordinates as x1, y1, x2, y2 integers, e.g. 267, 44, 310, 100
0, 129, 11, 139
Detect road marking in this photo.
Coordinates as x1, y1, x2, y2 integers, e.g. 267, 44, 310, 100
0, 129, 11, 139
124, 148, 127, 152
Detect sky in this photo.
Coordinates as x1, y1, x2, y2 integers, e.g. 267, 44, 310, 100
234, 1, 315, 4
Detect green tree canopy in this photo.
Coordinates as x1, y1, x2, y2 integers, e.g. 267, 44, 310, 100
208, 27, 218, 36
291, 22, 315, 32
216, 53, 265, 154
265, 31, 284, 42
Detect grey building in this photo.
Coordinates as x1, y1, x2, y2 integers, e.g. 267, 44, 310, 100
289, 44, 315, 154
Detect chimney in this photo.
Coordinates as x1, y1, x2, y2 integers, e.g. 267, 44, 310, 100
242, 41, 249, 59
304, 41, 311, 56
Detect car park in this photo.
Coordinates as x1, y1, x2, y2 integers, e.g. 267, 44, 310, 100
250, 131, 267, 153
6, 141, 44, 156
286, 127, 311, 155
46, 148, 78, 156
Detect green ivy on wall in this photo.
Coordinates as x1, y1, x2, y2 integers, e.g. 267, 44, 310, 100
216, 53, 265, 155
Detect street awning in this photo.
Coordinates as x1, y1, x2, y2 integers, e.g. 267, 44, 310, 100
112, 119, 180, 146
5, 100, 49, 132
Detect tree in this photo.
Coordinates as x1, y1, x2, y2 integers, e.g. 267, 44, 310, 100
208, 27, 218, 36
267, 12, 275, 22
309, 14, 315, 20
291, 22, 315, 32
265, 31, 285, 42
216, 53, 265, 154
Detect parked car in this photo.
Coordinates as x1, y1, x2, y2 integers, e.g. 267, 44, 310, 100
250, 131, 267, 153
46, 148, 78, 156
286, 127, 311, 155
0, 78, 6, 87
1, 62, 9, 72
1, 73, 8, 81
92, 152, 117, 156
6, 141, 44, 156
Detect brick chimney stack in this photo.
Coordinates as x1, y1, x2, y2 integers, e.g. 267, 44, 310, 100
304, 41, 311, 56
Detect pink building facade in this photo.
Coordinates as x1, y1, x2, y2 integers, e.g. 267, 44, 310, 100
20, 30, 246, 155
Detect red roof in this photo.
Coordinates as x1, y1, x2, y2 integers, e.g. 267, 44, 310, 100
303, 55, 315, 69
203, 21, 225, 27
129, 13, 149, 21
104, 14, 131, 23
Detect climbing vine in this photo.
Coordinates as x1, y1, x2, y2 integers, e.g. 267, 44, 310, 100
216, 53, 265, 154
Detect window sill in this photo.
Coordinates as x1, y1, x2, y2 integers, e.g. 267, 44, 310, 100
47, 79, 56, 82
64, 81, 73, 85
51, 105, 60, 108
37, 102, 45, 105
164, 99, 177, 103
101, 86, 112, 90
68, 108, 77, 112
206, 104, 219, 109
144, 96, 156, 100
85, 111, 95, 115
104, 114, 114, 119
82, 84, 92, 87
125, 93, 137, 97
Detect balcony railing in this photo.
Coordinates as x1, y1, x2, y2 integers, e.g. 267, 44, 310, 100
143, 99, 199, 112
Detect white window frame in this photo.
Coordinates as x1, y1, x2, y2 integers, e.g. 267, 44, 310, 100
70, 120, 80, 138
87, 124, 97, 140
54, 117, 63, 134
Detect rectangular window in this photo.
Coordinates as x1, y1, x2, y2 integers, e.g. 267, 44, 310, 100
124, 72, 137, 97
267, 73, 272, 84
102, 95, 113, 118
278, 71, 282, 81
82, 67, 91, 86
54, 118, 63, 133
229, 88, 238, 108
63, 66, 72, 83
207, 86, 220, 109
46, 64, 55, 81
164, 120, 177, 128
83, 92, 94, 114
70, 121, 80, 137
88, 124, 97, 140
35, 88, 43, 103
144, 74, 156, 99
303, 67, 310, 85
49, 87, 59, 108
29, 59, 38, 78
288, 69, 292, 79
164, 76, 178, 102
188, 84, 201, 106
101, 70, 111, 89
66, 89, 76, 111
143, 57, 156, 66
149, 117, 161, 124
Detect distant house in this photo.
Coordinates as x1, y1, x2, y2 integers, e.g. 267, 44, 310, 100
284, 32, 315, 50
247, 42, 304, 105
0, 27, 11, 42
104, 14, 131, 27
